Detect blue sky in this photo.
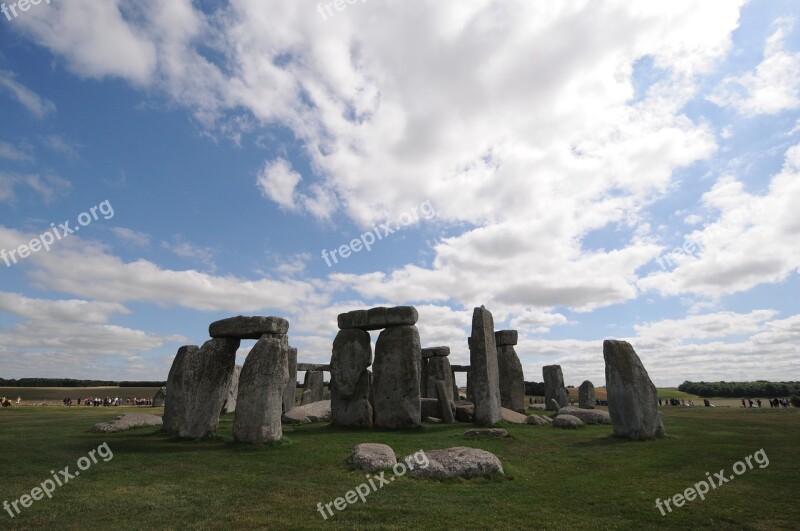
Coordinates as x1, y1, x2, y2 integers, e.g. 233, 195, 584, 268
1, 0, 798, 386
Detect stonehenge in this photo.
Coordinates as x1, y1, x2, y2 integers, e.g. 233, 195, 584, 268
301, 370, 324, 405
373, 324, 422, 428
468, 306, 502, 425
421, 347, 455, 401
330, 328, 374, 427
495, 330, 525, 413
221, 365, 241, 414
282, 348, 297, 414
578, 380, 595, 409
543, 364, 569, 411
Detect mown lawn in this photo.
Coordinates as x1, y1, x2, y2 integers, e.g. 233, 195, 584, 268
0, 406, 798, 530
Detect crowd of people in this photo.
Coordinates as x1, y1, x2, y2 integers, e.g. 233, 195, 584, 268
61, 396, 153, 407
660, 398, 696, 407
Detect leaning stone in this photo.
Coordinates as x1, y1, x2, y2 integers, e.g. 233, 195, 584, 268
552, 414, 584, 429
162, 345, 198, 434
282, 400, 331, 425
337, 306, 418, 331
372, 325, 421, 429
221, 365, 241, 414
468, 306, 502, 425
497, 344, 525, 413
152, 386, 166, 407
421, 346, 450, 358
604, 340, 665, 440
424, 356, 455, 400
404, 447, 504, 479
233, 335, 289, 444
351, 443, 397, 471
578, 380, 596, 409
494, 330, 518, 346
557, 406, 611, 425
462, 428, 509, 438
330, 328, 373, 428
209, 315, 289, 339
436, 380, 455, 424
500, 407, 528, 424
92, 413, 162, 433
525, 414, 549, 426
301, 370, 324, 405
543, 365, 569, 411
282, 347, 298, 414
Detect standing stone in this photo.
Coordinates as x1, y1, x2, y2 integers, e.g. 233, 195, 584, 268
372, 325, 421, 429
176, 338, 240, 438
283, 347, 298, 414
424, 356, 455, 401
301, 370, 324, 405
233, 334, 289, 444
543, 365, 568, 411
435, 380, 455, 424
468, 306, 502, 425
221, 364, 242, 414
163, 345, 198, 434
578, 380, 596, 409
152, 386, 167, 407
330, 328, 373, 428
451, 369, 460, 401
604, 340, 665, 440
496, 342, 525, 413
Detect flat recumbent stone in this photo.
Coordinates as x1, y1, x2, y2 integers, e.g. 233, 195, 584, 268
209, 315, 289, 339
337, 306, 418, 331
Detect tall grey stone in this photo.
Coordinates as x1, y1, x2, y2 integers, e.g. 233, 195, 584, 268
543, 365, 568, 411
373, 325, 421, 429
301, 370, 324, 405
496, 343, 525, 413
221, 364, 241, 414
283, 347, 298, 414
331, 328, 373, 428
451, 369, 460, 401
424, 355, 455, 401
468, 306, 502, 425
233, 334, 289, 444
152, 386, 167, 408
435, 380, 455, 424
173, 338, 239, 438
578, 380, 595, 409
163, 345, 198, 434
604, 340, 665, 440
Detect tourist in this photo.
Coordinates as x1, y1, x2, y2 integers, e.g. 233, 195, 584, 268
757, 398, 762, 408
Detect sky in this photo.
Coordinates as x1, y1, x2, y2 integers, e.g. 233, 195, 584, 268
0, 0, 798, 387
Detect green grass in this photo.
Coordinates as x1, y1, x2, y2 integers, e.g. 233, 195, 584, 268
0, 406, 798, 529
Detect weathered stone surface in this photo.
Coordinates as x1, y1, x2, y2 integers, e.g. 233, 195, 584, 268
552, 414, 584, 428
152, 386, 166, 407
538, 414, 553, 424
404, 447, 504, 479
351, 443, 397, 471
497, 344, 525, 413
92, 413, 162, 433
301, 370, 324, 405
604, 340, 665, 440
337, 306, 418, 331
451, 371, 460, 402
283, 348, 298, 414
525, 414, 549, 426
423, 355, 455, 400
454, 402, 474, 423
296, 363, 330, 372
421, 346, 450, 358
500, 407, 528, 424
435, 380, 455, 424
494, 330, 518, 346
233, 335, 289, 444
462, 428, 509, 438
421, 398, 440, 420
543, 365, 569, 411
282, 400, 331, 424
557, 406, 611, 425
221, 365, 241, 414
163, 345, 198, 434
372, 325, 421, 429
468, 306, 502, 425
578, 380, 596, 409
209, 315, 289, 339
330, 328, 373, 428
169, 339, 239, 438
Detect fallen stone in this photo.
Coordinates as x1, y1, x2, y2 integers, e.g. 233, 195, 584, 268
209, 315, 289, 339
421, 346, 450, 358
462, 428, 509, 438
500, 407, 528, 424
525, 414, 549, 426
552, 414, 584, 429
557, 406, 611, 425
351, 443, 397, 471
373, 325, 421, 429
494, 330, 518, 346
543, 365, 569, 411
469, 306, 502, 425
331, 328, 373, 428
282, 400, 332, 424
337, 306, 419, 331
92, 413, 162, 433
221, 364, 241, 414
579, 380, 596, 409
404, 447, 505, 479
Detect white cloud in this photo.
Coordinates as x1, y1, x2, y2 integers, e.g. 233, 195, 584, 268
0, 69, 56, 118
0, 172, 70, 204
256, 158, 302, 211
161, 235, 217, 273
0, 141, 33, 162
111, 227, 151, 247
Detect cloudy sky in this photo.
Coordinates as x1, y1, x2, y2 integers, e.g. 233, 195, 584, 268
1, 0, 798, 387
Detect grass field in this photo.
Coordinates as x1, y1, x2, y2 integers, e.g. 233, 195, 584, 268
1, 404, 798, 530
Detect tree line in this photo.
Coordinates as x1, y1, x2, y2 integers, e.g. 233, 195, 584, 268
0, 378, 166, 388
678, 380, 800, 398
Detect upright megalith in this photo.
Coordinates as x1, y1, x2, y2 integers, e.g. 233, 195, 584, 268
372, 325, 422, 429
603, 340, 665, 440
543, 365, 568, 411
330, 328, 373, 428
221, 364, 242, 414
233, 334, 289, 444
578, 380, 595, 409
421, 347, 454, 400
495, 330, 525, 413
171, 338, 239, 438
163, 345, 198, 434
282, 347, 298, 414
468, 306, 502, 425
301, 370, 324, 405
435, 380, 455, 424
